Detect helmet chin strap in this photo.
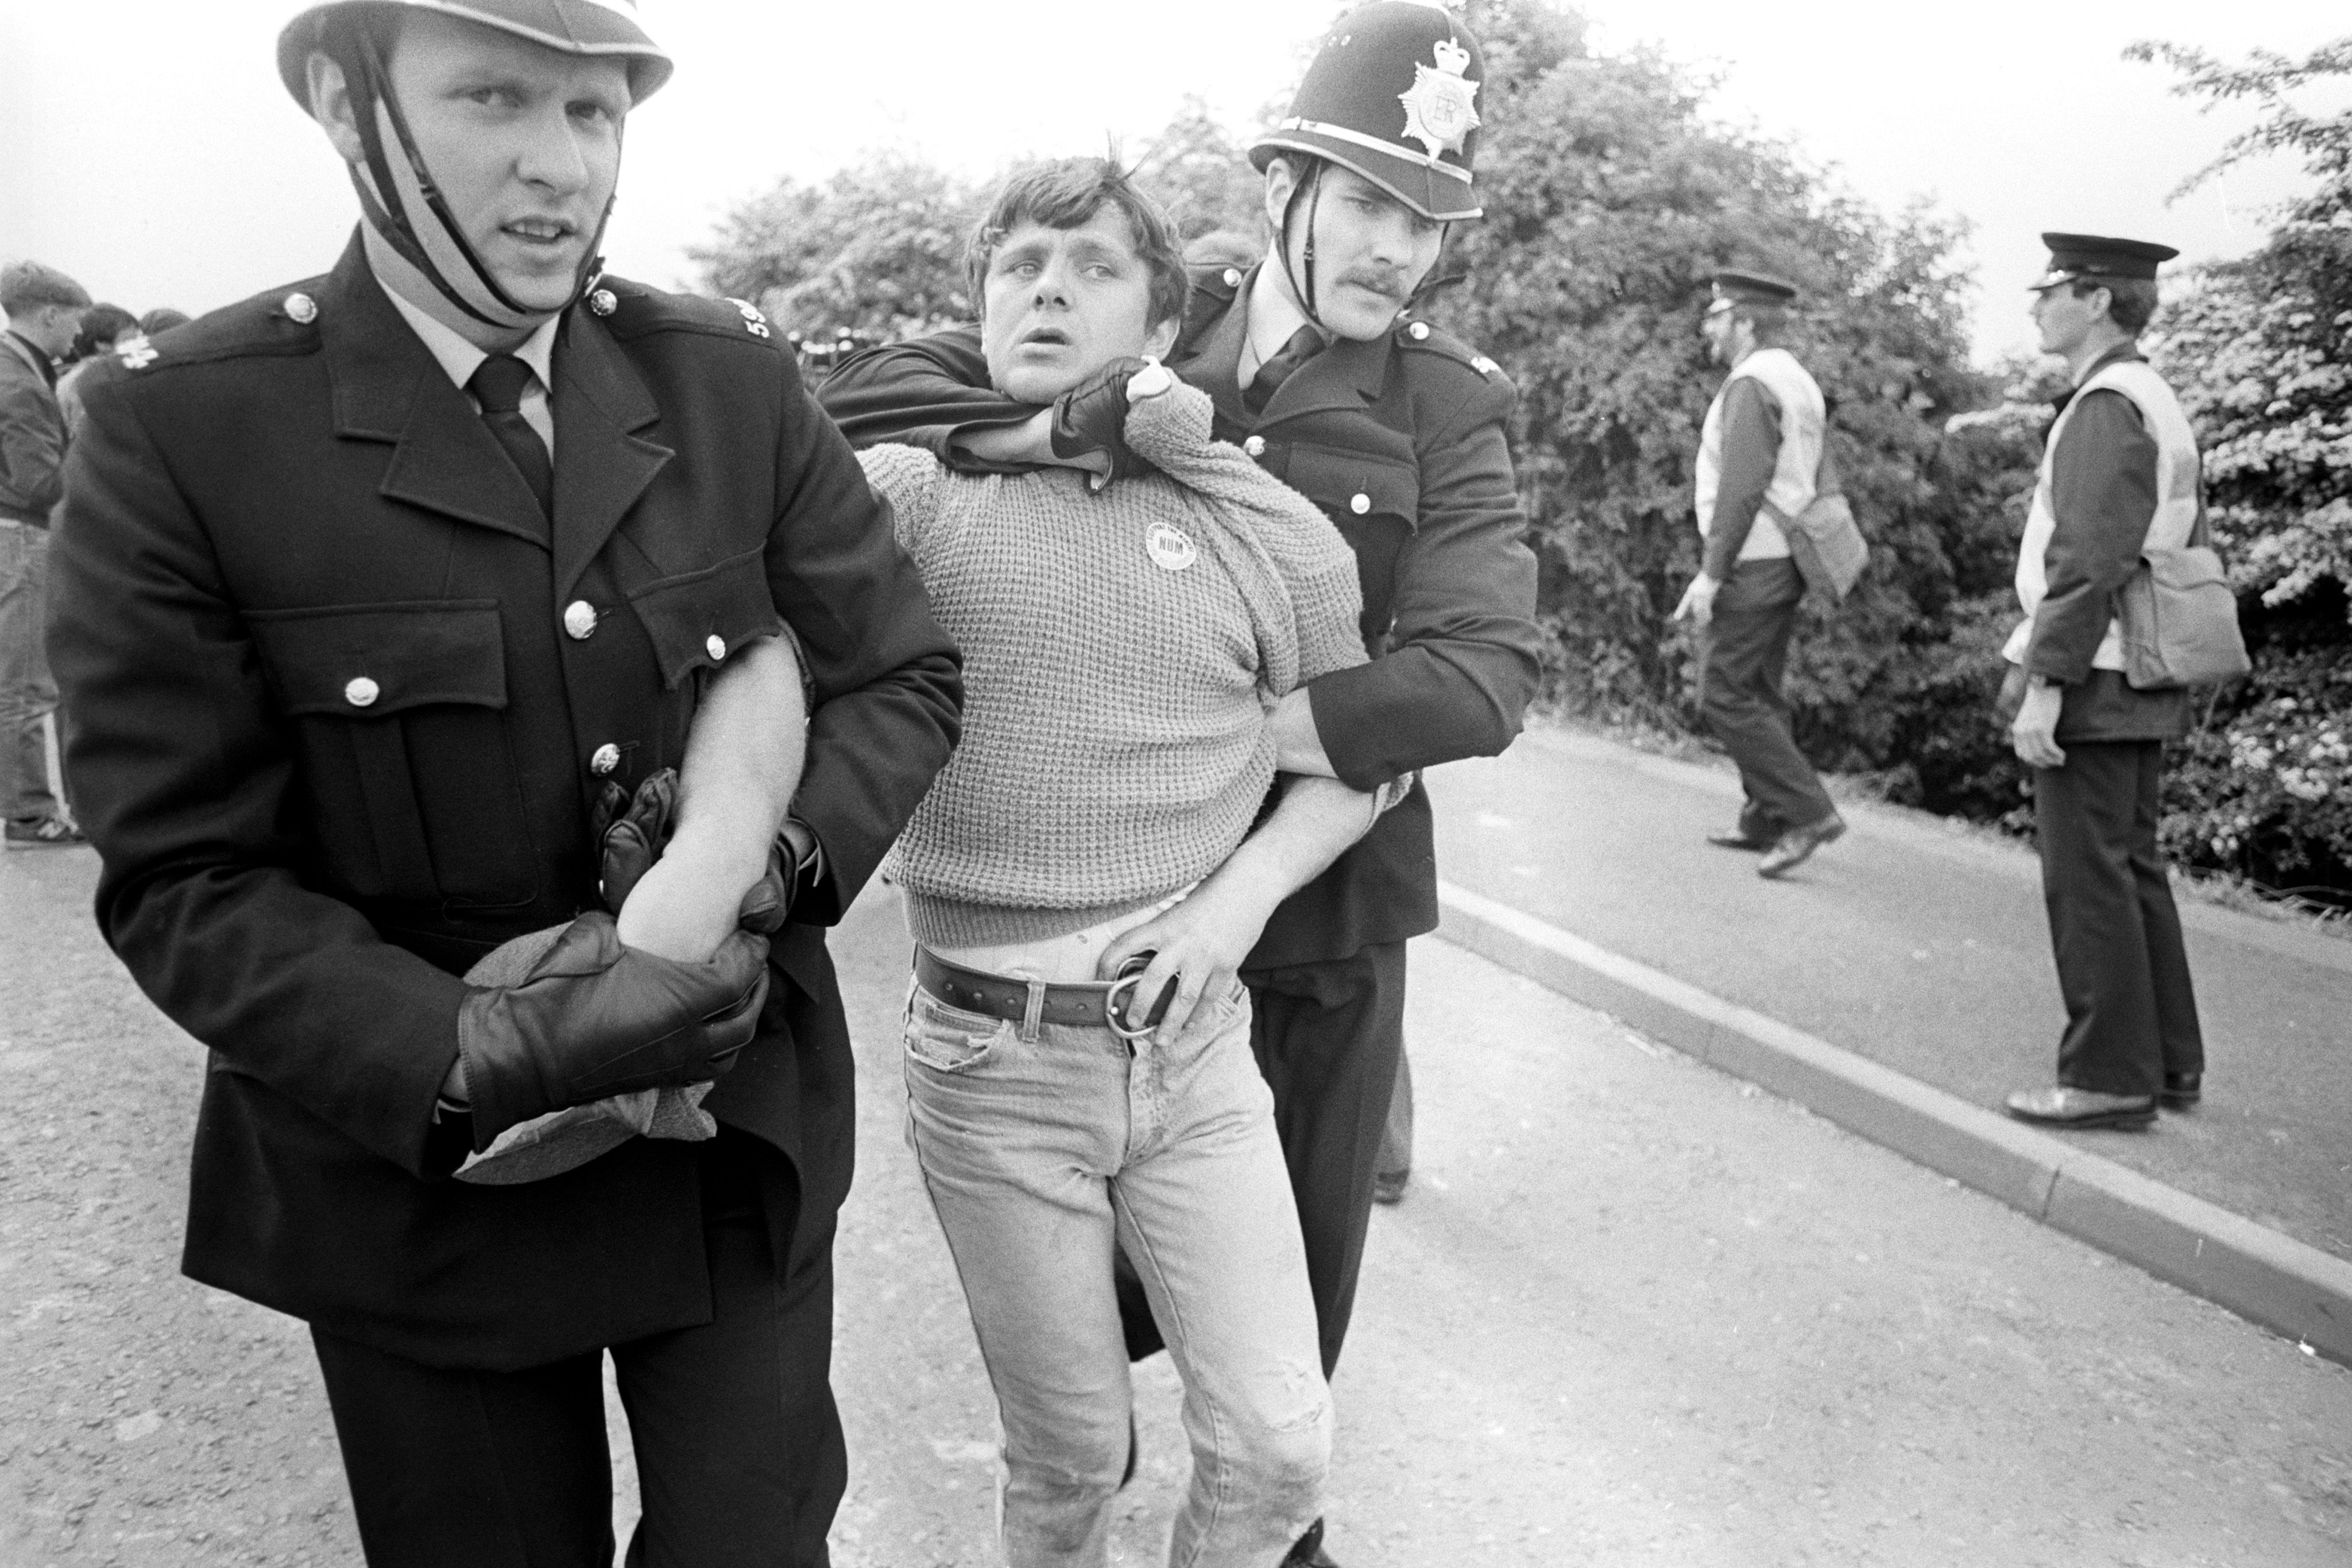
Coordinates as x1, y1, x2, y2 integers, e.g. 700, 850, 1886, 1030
1274, 159, 1327, 333
345, 27, 612, 333
1275, 158, 1453, 332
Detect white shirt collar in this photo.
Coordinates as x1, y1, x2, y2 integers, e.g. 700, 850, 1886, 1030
373, 270, 560, 396
1240, 261, 1318, 386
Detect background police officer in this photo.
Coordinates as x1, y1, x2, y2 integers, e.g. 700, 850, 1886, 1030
1674, 269, 1847, 878
2002, 233, 2207, 1132
820, 6, 1543, 1562
49, 3, 960, 1561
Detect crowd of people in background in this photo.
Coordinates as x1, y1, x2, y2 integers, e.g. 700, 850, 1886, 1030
0, 261, 188, 851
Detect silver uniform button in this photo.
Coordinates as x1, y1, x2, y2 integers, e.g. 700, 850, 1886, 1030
1350, 493, 1371, 515
1243, 435, 1267, 458
705, 633, 728, 662
1408, 321, 1430, 340
1223, 268, 1243, 287
590, 743, 621, 776
588, 288, 618, 318
563, 601, 598, 640
284, 292, 318, 325
343, 676, 380, 708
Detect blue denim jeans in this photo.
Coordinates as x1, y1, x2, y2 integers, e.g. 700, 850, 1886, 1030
902, 947, 1329, 1568
0, 522, 61, 824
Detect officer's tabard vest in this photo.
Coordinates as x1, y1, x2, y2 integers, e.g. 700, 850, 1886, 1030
1693, 348, 1825, 563
2004, 359, 2201, 671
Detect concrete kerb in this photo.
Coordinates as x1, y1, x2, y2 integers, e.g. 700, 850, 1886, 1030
1436, 879, 2352, 1367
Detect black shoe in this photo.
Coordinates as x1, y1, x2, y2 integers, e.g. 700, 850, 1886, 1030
1706, 829, 1774, 851
1285, 1519, 1340, 1566
4, 815, 84, 849
1372, 1168, 1408, 1205
2161, 1072, 2202, 1108
1758, 812, 1846, 879
2004, 1085, 2159, 1130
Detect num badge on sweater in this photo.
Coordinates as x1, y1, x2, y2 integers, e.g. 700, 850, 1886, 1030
1146, 522, 1197, 572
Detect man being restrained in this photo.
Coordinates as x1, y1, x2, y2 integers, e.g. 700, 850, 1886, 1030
860, 156, 1390, 1567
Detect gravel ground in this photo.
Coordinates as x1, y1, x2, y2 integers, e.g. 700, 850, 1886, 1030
6, 849, 2350, 1566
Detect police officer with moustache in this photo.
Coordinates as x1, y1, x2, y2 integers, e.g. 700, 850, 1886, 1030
2002, 234, 2207, 1132
821, 7, 1542, 1561
48, 2, 960, 1562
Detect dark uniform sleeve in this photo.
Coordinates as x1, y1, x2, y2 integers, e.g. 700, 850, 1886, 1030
2025, 389, 2158, 685
764, 358, 963, 921
49, 369, 469, 1179
816, 329, 1039, 470
1306, 371, 1545, 788
1701, 377, 1781, 580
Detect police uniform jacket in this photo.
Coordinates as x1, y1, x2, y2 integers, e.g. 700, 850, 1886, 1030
2014, 342, 2192, 745
49, 236, 962, 1370
819, 261, 1543, 969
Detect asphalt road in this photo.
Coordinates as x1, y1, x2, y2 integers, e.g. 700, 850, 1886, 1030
1430, 726, 2352, 1266
3, 846, 2349, 1566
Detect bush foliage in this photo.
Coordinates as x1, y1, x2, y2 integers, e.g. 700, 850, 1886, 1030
690, 5, 2352, 899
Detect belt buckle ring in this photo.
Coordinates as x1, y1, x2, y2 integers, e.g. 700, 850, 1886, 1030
1103, 972, 1156, 1042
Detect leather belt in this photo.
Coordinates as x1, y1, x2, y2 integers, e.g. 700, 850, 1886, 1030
913, 946, 1172, 1039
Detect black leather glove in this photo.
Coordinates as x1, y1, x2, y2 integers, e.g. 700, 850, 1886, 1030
594, 768, 679, 912
598, 766, 798, 933
1049, 355, 1158, 482
456, 912, 769, 1150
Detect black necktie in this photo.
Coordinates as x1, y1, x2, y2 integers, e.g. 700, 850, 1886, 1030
1244, 325, 1324, 416
467, 354, 552, 518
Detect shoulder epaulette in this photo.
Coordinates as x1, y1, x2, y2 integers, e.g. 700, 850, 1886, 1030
589, 278, 781, 347
113, 278, 332, 374
1189, 262, 1246, 304
1393, 316, 1504, 381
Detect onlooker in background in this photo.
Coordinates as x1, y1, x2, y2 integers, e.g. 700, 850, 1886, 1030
1, 260, 91, 849
2002, 234, 2207, 1131
1674, 269, 1845, 879
56, 303, 142, 440
138, 308, 192, 336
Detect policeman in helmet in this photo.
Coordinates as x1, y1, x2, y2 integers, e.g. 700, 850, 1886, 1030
49, 2, 960, 1561
821, 7, 1542, 1563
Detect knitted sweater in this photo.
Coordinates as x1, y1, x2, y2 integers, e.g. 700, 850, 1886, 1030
861, 379, 1366, 948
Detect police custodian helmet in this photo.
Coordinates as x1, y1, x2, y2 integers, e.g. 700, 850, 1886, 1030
277, 0, 674, 107
1251, 1, 1488, 223
276, 1, 671, 332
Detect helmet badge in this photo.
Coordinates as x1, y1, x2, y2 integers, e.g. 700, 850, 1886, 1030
1398, 36, 1480, 159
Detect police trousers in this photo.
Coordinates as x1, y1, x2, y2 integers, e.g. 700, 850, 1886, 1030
2034, 740, 2206, 1097
1698, 556, 1835, 835
310, 1129, 844, 1568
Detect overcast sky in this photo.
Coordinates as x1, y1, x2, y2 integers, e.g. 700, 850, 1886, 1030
3, 1, 2345, 361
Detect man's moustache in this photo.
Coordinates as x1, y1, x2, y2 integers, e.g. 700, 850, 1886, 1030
1336, 273, 1408, 301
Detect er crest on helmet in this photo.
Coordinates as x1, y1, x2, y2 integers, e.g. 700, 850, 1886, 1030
1399, 36, 1480, 159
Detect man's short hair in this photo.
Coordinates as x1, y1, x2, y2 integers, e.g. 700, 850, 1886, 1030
1, 262, 92, 318
965, 157, 1187, 330
140, 308, 192, 336
69, 304, 140, 361
2071, 276, 2158, 336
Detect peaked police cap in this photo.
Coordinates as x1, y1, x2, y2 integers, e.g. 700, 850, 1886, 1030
1251, 2, 1487, 222
2028, 233, 2179, 291
277, 0, 674, 108
1709, 269, 1799, 307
